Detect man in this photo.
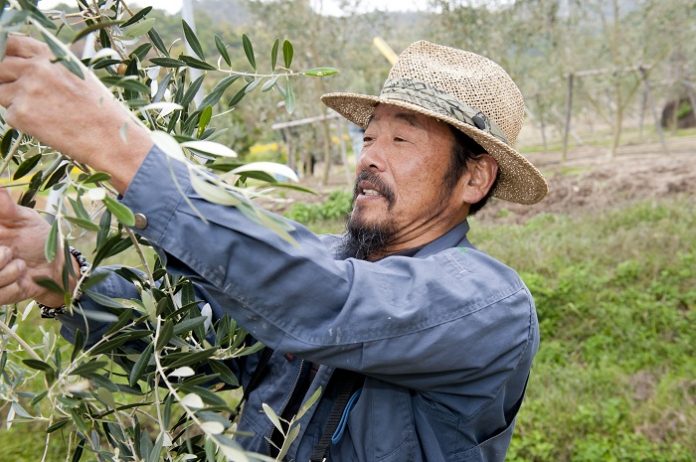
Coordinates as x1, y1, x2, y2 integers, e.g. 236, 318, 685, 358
0, 38, 547, 461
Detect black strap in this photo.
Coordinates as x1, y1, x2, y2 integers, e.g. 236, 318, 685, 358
309, 370, 364, 462
241, 347, 274, 404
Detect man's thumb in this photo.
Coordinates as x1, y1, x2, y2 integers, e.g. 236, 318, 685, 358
0, 187, 17, 217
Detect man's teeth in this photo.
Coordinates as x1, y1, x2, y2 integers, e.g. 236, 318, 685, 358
363, 189, 380, 196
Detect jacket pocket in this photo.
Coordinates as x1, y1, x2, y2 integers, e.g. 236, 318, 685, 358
451, 418, 516, 462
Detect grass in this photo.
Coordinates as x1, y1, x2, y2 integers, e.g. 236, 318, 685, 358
1, 197, 694, 461
469, 198, 696, 461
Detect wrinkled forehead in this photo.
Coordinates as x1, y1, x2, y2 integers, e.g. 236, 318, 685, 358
366, 104, 433, 130
366, 103, 455, 141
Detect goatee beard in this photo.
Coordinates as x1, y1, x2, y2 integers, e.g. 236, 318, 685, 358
338, 170, 397, 260
339, 219, 396, 260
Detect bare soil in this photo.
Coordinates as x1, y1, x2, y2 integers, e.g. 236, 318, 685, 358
471, 136, 696, 224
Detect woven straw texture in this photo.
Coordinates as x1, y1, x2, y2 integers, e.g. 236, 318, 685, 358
321, 41, 548, 205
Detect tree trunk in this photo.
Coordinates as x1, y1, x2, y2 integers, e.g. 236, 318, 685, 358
562, 73, 574, 162
320, 113, 332, 186
640, 66, 670, 156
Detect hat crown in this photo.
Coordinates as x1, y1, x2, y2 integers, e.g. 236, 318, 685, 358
385, 41, 525, 145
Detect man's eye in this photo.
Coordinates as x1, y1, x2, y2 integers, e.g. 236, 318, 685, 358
394, 137, 407, 142
363, 136, 374, 143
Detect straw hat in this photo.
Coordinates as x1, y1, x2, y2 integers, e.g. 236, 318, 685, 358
321, 41, 548, 205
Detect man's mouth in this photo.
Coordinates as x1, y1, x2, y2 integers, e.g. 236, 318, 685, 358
352, 171, 395, 207
358, 181, 384, 198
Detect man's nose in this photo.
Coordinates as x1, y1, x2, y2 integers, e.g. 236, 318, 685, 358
357, 141, 387, 173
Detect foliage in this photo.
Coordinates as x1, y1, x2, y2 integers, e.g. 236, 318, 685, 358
0, 1, 336, 460
284, 190, 352, 224
469, 198, 696, 461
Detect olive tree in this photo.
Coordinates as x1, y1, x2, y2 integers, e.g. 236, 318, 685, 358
0, 1, 334, 460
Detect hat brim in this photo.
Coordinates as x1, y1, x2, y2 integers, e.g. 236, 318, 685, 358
321, 92, 548, 205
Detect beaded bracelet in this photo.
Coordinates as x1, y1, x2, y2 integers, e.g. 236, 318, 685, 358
38, 247, 90, 319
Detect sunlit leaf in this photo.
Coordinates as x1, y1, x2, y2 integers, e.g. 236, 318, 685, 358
72, 20, 121, 44
123, 18, 156, 39
88, 47, 120, 63
182, 75, 205, 108
104, 196, 136, 227
190, 174, 242, 207
232, 162, 298, 182
150, 57, 185, 68
284, 79, 295, 114
181, 140, 238, 158
151, 130, 185, 161
80, 172, 111, 184
140, 102, 183, 118
270, 38, 279, 70
282, 39, 293, 68
215, 34, 231, 66
85, 187, 106, 201
44, 220, 58, 262
242, 34, 256, 70
261, 75, 279, 92
277, 424, 301, 460
262, 403, 283, 433
157, 319, 174, 350
13, 154, 41, 180
200, 421, 225, 435
23, 359, 53, 372
148, 29, 168, 55
169, 366, 195, 378
304, 67, 339, 77
121, 6, 153, 28
179, 55, 216, 71
182, 19, 205, 60
65, 216, 100, 232
197, 106, 213, 137
199, 75, 239, 108
181, 393, 205, 409
129, 343, 153, 387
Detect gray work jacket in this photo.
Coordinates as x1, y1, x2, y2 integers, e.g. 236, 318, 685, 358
59, 145, 539, 461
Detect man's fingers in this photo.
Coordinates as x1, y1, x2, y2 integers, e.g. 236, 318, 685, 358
0, 182, 18, 216
0, 246, 12, 267
0, 80, 20, 109
0, 258, 25, 288
0, 280, 26, 305
5, 35, 49, 59
0, 56, 30, 83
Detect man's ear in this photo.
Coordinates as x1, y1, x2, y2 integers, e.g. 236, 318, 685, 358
459, 155, 498, 205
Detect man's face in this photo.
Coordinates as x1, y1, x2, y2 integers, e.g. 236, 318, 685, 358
344, 104, 466, 257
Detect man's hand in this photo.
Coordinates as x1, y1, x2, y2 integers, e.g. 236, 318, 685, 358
0, 35, 153, 193
0, 187, 72, 307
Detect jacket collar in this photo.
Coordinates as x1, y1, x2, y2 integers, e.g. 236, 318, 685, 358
413, 220, 472, 259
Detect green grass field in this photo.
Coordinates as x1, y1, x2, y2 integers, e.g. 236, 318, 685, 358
1, 196, 694, 461
470, 198, 696, 461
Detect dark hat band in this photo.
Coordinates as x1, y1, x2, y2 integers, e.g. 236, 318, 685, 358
380, 78, 509, 144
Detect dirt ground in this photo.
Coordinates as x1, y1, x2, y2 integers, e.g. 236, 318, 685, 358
476, 135, 696, 224
284, 135, 696, 224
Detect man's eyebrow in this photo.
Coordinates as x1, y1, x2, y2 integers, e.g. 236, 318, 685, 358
394, 112, 423, 128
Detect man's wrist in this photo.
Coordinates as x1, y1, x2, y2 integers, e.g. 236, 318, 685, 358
87, 114, 153, 194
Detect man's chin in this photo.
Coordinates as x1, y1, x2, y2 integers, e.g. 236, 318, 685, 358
348, 208, 386, 231
341, 217, 396, 260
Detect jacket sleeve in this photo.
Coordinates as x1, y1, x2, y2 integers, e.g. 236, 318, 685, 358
120, 145, 538, 393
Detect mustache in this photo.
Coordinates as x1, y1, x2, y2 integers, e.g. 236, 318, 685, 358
352, 170, 396, 206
